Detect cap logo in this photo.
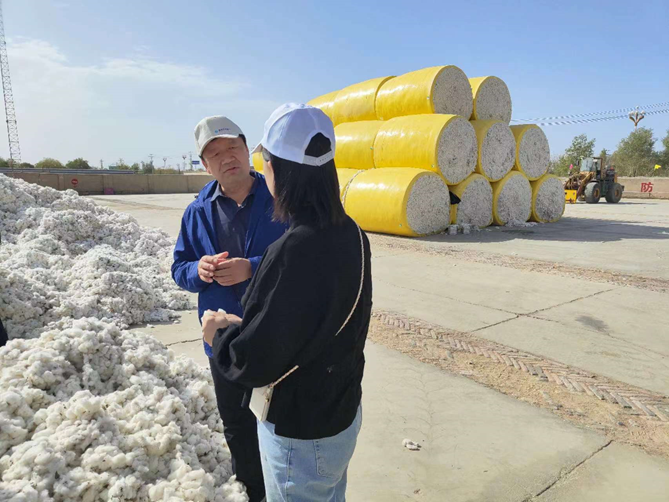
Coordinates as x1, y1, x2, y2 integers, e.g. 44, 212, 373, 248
214, 127, 232, 134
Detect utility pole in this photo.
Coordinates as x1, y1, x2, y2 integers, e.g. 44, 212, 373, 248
628, 107, 645, 130
148, 154, 154, 167
189, 152, 193, 171
0, 0, 21, 169
100, 159, 104, 170
163, 156, 167, 168
182, 154, 187, 172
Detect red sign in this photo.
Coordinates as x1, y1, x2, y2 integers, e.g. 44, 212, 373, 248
71, 178, 79, 187
641, 182, 653, 193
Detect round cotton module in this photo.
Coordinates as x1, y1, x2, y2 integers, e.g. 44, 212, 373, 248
307, 90, 340, 125
449, 173, 493, 227
343, 168, 450, 237
375, 65, 473, 120
251, 151, 263, 172
333, 76, 394, 124
373, 114, 477, 185
469, 76, 512, 123
491, 171, 532, 226
334, 121, 384, 170
470, 120, 516, 182
531, 175, 565, 223
337, 168, 363, 200
510, 124, 550, 180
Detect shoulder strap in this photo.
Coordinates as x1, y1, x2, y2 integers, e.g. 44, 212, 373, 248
269, 223, 365, 389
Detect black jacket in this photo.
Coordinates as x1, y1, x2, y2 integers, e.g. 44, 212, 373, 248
212, 216, 372, 439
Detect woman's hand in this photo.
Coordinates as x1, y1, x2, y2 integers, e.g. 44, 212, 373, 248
202, 313, 243, 346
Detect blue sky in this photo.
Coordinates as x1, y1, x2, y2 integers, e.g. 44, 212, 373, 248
3, 0, 668, 166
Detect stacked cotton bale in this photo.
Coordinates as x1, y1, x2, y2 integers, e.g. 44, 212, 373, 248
469, 76, 512, 123
510, 124, 550, 180
491, 171, 532, 226
375, 65, 473, 120
343, 168, 450, 237
333, 76, 395, 123
307, 90, 340, 125
373, 115, 477, 185
251, 151, 264, 172
337, 168, 363, 199
334, 121, 384, 170
449, 173, 493, 227
530, 174, 565, 223
470, 120, 516, 182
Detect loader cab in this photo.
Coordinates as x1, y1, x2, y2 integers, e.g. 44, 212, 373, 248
579, 157, 601, 174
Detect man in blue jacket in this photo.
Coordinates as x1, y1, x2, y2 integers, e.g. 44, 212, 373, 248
172, 116, 287, 502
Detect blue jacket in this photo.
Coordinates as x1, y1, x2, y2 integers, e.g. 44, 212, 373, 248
171, 173, 288, 322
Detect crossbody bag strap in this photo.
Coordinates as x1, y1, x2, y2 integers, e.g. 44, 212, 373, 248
269, 223, 365, 390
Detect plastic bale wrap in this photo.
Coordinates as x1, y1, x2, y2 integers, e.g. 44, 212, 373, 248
333, 76, 394, 124
334, 121, 384, 170
530, 174, 565, 223
343, 168, 450, 237
307, 90, 340, 124
449, 173, 493, 227
337, 168, 363, 199
470, 120, 516, 182
469, 76, 512, 123
510, 124, 550, 180
251, 152, 264, 173
373, 114, 477, 185
491, 171, 532, 226
375, 66, 473, 120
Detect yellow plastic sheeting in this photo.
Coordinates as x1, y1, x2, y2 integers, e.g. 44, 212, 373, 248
337, 168, 363, 200
307, 90, 340, 124
334, 121, 384, 170
375, 65, 468, 120
251, 152, 264, 173
491, 171, 531, 226
530, 175, 565, 223
510, 124, 548, 180
373, 114, 458, 181
343, 168, 448, 237
333, 76, 394, 124
449, 173, 493, 226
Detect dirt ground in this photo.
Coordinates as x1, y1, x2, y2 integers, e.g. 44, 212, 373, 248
367, 318, 669, 459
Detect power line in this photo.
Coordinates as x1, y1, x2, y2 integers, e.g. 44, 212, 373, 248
0, 0, 21, 167
511, 101, 669, 125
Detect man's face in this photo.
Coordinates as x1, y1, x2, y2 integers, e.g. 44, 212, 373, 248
202, 137, 251, 187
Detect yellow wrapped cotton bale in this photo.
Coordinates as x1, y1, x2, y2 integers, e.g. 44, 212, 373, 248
251, 152, 263, 173
469, 76, 512, 123
375, 66, 473, 120
491, 171, 532, 226
373, 114, 477, 185
333, 76, 394, 124
337, 168, 363, 200
510, 124, 550, 180
530, 174, 565, 223
343, 168, 450, 237
307, 90, 340, 124
449, 173, 493, 227
334, 121, 383, 170
470, 120, 516, 182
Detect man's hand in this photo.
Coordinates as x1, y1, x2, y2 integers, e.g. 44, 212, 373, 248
202, 312, 242, 345
213, 258, 252, 287
198, 252, 229, 283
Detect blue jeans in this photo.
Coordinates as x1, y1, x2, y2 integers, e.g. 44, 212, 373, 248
257, 405, 362, 502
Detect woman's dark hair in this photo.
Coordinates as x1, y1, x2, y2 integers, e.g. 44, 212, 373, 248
263, 133, 346, 228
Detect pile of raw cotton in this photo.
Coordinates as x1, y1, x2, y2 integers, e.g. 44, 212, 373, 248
0, 318, 248, 501
309, 64, 559, 236
0, 175, 191, 340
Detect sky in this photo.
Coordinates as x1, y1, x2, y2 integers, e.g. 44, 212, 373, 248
1, 0, 668, 167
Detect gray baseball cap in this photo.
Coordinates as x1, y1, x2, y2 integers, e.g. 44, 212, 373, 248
194, 116, 244, 157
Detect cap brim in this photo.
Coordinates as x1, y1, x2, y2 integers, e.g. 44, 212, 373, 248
251, 143, 263, 154
199, 134, 241, 156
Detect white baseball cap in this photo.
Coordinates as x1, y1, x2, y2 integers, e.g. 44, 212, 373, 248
252, 103, 336, 166
194, 116, 244, 157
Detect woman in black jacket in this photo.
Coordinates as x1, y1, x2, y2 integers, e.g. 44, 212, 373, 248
203, 103, 372, 502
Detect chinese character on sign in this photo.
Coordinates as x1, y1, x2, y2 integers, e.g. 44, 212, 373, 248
641, 182, 653, 193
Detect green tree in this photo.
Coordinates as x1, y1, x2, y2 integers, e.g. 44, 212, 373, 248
65, 157, 92, 169
599, 148, 609, 167
0, 157, 8, 167
35, 158, 65, 169
657, 129, 669, 176
141, 161, 155, 174
116, 158, 131, 170
551, 134, 596, 176
130, 162, 140, 172
19, 162, 35, 169
611, 127, 658, 177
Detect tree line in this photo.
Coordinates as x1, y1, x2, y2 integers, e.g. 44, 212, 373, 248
0, 157, 185, 175
550, 127, 669, 177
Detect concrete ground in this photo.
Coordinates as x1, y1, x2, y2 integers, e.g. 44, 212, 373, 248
94, 195, 669, 501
